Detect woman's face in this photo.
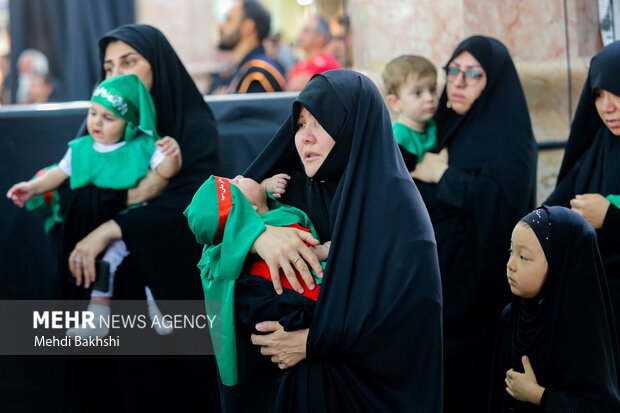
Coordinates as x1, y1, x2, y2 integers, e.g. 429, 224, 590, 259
294, 106, 336, 178
594, 88, 620, 136
103, 41, 153, 91
506, 222, 548, 299
446, 51, 487, 115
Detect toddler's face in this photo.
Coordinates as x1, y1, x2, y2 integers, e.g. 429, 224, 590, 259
506, 222, 548, 299
86, 102, 126, 145
229, 176, 267, 209
395, 73, 438, 127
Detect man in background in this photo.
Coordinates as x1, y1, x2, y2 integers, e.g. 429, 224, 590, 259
286, 15, 341, 91
210, 0, 285, 94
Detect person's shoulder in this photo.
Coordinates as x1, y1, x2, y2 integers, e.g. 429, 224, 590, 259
237, 56, 286, 93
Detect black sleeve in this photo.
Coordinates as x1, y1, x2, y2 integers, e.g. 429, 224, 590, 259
234, 274, 316, 334
540, 388, 599, 412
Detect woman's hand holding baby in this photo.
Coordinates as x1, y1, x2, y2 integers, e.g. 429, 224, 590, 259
251, 225, 323, 295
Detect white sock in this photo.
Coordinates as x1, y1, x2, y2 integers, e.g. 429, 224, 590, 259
66, 303, 110, 339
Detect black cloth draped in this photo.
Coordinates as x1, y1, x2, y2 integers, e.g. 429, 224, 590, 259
244, 70, 443, 412
545, 40, 620, 338
416, 35, 538, 413
489, 206, 620, 412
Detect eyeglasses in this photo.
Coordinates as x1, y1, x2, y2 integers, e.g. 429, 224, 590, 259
443, 66, 484, 86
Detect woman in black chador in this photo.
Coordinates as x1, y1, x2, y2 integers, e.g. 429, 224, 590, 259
61, 25, 221, 412
545, 40, 620, 338
489, 206, 620, 412
412, 35, 538, 412
235, 70, 444, 412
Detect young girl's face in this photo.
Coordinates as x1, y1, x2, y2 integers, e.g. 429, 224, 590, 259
87, 102, 126, 145
506, 222, 548, 298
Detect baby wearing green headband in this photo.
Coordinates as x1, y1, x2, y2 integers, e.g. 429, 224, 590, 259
185, 174, 330, 387
7, 74, 182, 337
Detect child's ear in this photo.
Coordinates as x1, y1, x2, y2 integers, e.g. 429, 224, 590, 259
385, 94, 401, 114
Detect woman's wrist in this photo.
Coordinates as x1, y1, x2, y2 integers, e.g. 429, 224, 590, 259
100, 219, 123, 242
530, 385, 545, 406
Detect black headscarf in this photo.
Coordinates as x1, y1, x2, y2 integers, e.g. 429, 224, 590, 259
417, 35, 538, 413
545, 41, 620, 201
553, 41, 620, 186
489, 206, 620, 412
544, 41, 620, 342
433, 35, 537, 210
245, 70, 443, 412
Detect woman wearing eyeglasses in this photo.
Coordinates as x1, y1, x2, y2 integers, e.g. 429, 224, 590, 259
413, 35, 538, 413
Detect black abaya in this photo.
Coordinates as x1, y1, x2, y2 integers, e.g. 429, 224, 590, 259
245, 70, 444, 412
416, 36, 538, 413
545, 40, 620, 338
489, 206, 620, 412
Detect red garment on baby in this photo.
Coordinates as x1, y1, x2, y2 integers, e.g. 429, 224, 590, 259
249, 223, 321, 301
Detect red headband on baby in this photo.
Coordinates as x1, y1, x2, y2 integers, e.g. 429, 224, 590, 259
215, 176, 233, 244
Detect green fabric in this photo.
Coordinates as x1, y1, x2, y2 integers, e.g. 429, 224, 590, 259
91, 74, 159, 142
24, 164, 62, 233
184, 176, 321, 386
68, 134, 156, 190
392, 119, 437, 162
606, 194, 620, 209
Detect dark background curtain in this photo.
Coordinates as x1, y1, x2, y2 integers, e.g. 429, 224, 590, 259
9, 0, 134, 102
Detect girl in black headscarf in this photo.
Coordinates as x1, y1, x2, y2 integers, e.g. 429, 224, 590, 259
545, 40, 620, 338
61, 24, 220, 412
243, 70, 443, 412
489, 206, 620, 412
413, 35, 538, 412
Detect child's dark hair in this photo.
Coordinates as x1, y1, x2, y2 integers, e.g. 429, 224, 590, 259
382, 55, 436, 96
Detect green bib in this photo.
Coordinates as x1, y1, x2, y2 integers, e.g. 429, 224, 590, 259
68, 134, 156, 190
392, 119, 437, 162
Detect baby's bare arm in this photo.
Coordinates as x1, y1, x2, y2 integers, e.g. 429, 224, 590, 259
155, 136, 182, 179
7, 166, 68, 208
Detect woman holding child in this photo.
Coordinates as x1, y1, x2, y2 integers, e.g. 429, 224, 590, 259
545, 40, 620, 339
203, 70, 444, 411
412, 35, 538, 412
61, 24, 221, 412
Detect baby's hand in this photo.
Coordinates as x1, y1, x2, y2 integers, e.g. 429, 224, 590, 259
261, 173, 290, 199
7, 182, 35, 208
310, 241, 331, 262
155, 136, 181, 158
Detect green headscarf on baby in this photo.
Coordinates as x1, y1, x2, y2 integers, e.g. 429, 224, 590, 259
91, 73, 159, 142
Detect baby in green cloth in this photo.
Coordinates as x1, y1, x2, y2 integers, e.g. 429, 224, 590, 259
185, 174, 330, 387
382, 54, 439, 172
7, 74, 181, 337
